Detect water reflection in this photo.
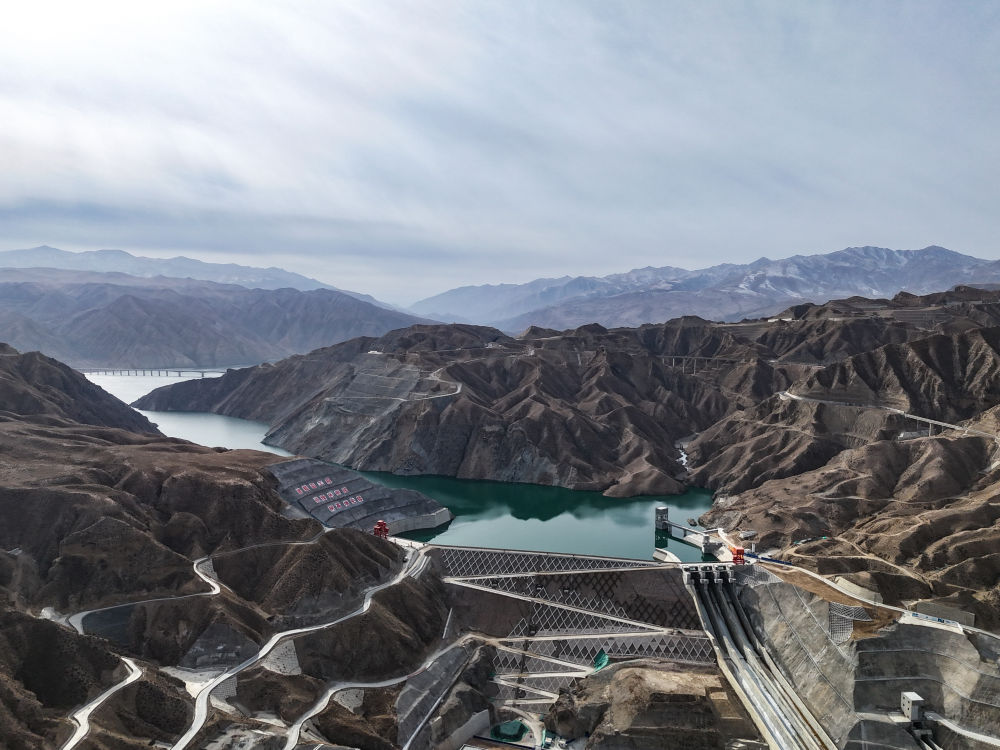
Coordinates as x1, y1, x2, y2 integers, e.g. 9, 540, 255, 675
87, 373, 714, 561
357, 470, 713, 561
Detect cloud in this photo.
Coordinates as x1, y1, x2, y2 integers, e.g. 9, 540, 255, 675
0, 1, 997, 304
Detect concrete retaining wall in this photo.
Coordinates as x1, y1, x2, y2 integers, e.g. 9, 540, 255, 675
739, 580, 859, 746
432, 709, 490, 750
911, 601, 976, 627
389, 508, 453, 534
739, 577, 1000, 749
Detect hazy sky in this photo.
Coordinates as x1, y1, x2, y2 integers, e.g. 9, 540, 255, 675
1, 1, 997, 304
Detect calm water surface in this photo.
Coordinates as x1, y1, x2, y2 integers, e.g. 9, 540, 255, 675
358, 470, 713, 561
86, 373, 293, 455
89, 373, 712, 560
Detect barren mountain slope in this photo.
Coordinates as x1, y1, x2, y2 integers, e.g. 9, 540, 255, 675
134, 307, 976, 496
0, 348, 435, 747
136, 322, 787, 495
0, 274, 428, 368
688, 325, 1000, 495
0, 344, 157, 433
703, 418, 1000, 629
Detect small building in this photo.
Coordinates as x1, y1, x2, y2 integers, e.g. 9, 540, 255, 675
901, 691, 925, 722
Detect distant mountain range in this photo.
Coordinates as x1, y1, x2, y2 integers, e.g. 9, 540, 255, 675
0, 245, 391, 308
0, 269, 428, 368
409, 246, 1000, 330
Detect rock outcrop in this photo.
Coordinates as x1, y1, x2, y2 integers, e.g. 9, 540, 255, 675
544, 659, 761, 749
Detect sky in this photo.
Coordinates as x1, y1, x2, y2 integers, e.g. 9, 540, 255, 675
0, 1, 998, 305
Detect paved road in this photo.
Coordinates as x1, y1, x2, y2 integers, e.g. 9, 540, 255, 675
60, 657, 142, 750
778, 391, 997, 441
60, 526, 427, 747
68, 555, 224, 635
768, 561, 1000, 644
283, 632, 493, 750
171, 546, 429, 750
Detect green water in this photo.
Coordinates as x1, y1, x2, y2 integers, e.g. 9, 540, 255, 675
88, 373, 715, 562
356, 470, 714, 562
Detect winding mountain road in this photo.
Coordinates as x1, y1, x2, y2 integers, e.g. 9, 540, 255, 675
282, 634, 480, 750
60, 526, 424, 748
67, 555, 224, 635
170, 546, 429, 750
60, 657, 142, 750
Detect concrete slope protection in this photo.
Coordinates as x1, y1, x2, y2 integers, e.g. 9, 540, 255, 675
691, 574, 834, 750
268, 457, 453, 535
737, 563, 1000, 749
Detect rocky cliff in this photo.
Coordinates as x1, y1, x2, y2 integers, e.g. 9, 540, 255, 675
132, 306, 952, 496
0, 344, 158, 433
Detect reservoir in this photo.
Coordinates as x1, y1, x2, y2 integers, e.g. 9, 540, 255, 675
86, 373, 293, 456
87, 373, 714, 561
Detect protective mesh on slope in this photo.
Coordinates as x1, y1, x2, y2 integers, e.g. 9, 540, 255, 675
601, 633, 714, 663
197, 558, 217, 580
498, 633, 714, 667
492, 649, 582, 676
507, 600, 657, 637
212, 676, 238, 701
735, 565, 782, 588
829, 602, 872, 644
261, 639, 302, 675
460, 570, 698, 630
458, 574, 632, 620
436, 546, 658, 578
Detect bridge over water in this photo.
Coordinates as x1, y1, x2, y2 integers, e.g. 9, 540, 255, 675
77, 367, 228, 377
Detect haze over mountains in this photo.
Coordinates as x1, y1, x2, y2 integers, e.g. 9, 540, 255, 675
6, 243, 1000, 370
0, 268, 427, 368
8, 274, 1000, 745
410, 246, 1000, 330
0, 245, 341, 291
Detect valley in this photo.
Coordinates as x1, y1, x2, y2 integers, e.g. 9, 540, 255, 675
5, 0, 999, 745
88, 372, 713, 561
5, 279, 1000, 748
